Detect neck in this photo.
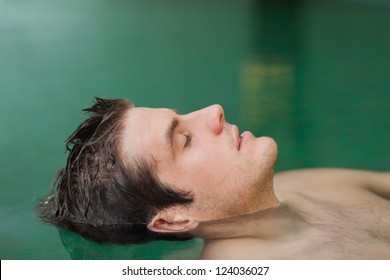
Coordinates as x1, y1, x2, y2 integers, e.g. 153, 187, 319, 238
193, 202, 307, 241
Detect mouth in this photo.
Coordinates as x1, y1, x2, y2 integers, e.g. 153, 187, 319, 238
238, 134, 243, 150
234, 125, 253, 151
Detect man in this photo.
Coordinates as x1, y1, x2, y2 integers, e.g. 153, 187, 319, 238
39, 97, 390, 259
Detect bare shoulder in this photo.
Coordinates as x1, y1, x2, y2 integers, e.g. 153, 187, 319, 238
274, 168, 390, 191
273, 167, 390, 211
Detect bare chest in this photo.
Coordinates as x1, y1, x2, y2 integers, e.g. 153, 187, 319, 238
276, 190, 390, 258
261, 199, 390, 259
203, 193, 390, 259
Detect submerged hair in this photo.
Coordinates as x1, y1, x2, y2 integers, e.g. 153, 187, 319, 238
38, 97, 193, 244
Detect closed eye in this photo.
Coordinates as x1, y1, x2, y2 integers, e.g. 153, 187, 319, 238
184, 133, 192, 148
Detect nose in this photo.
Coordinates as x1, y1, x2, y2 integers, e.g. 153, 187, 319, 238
204, 104, 225, 134
186, 104, 225, 134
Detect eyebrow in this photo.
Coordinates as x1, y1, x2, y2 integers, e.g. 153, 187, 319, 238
166, 110, 180, 157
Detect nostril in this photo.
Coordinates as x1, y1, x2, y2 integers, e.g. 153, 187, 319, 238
214, 104, 224, 119
213, 104, 224, 134
219, 106, 225, 124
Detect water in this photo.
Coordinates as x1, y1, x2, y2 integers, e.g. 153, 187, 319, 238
1, 0, 389, 259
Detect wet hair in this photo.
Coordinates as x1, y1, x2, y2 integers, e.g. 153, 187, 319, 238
38, 98, 193, 244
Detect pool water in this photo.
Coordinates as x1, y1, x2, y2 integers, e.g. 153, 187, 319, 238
1, 0, 389, 259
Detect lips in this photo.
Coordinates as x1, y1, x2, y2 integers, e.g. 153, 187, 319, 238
232, 124, 251, 151
238, 131, 254, 151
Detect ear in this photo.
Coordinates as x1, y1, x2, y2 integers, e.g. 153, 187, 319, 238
147, 208, 199, 233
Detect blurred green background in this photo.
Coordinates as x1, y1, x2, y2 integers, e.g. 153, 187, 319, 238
1, 0, 389, 259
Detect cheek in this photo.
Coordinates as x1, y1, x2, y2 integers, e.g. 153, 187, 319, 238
186, 151, 235, 185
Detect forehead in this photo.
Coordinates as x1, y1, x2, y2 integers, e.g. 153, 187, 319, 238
120, 107, 173, 160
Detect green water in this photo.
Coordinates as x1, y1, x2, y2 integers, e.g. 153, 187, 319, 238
1, 0, 389, 259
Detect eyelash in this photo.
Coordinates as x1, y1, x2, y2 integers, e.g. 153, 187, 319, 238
184, 133, 192, 148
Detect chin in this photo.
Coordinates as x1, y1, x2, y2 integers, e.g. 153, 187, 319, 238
257, 136, 278, 160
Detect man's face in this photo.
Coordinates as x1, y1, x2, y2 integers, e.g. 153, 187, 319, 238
121, 104, 278, 222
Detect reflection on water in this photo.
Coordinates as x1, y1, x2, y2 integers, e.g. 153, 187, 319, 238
240, 54, 294, 128
58, 229, 203, 260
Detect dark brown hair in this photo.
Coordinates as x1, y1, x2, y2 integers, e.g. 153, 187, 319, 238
38, 98, 193, 244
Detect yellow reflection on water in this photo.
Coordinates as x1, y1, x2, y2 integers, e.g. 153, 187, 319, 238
239, 54, 294, 129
